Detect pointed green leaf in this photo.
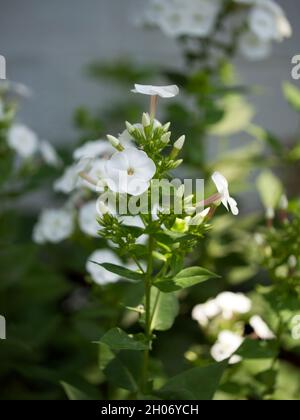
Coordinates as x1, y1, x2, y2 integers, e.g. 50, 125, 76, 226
154, 266, 219, 293
156, 362, 227, 400
61, 382, 92, 401
98, 343, 143, 392
283, 81, 300, 112
147, 288, 179, 331
96, 327, 148, 351
92, 262, 144, 281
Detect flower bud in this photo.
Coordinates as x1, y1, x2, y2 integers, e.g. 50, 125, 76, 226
96, 200, 110, 216
288, 255, 297, 269
161, 132, 171, 144
266, 207, 275, 220
125, 121, 135, 132
107, 134, 124, 151
279, 195, 288, 210
163, 122, 171, 131
174, 135, 185, 151
142, 112, 151, 127
191, 208, 210, 225
172, 159, 183, 169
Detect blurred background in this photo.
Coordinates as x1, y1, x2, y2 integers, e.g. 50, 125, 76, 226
0, 0, 299, 144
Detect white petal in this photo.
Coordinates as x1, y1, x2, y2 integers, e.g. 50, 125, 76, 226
228, 197, 239, 216
250, 315, 275, 340
132, 84, 179, 98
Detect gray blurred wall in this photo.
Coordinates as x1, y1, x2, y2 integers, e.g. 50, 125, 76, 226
0, 0, 299, 145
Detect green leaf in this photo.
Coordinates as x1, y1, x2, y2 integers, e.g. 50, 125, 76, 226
93, 262, 144, 281
283, 81, 300, 112
96, 327, 148, 351
61, 382, 92, 400
256, 171, 283, 209
236, 339, 278, 360
154, 266, 219, 293
147, 288, 179, 332
209, 95, 254, 136
156, 362, 227, 400
99, 343, 143, 392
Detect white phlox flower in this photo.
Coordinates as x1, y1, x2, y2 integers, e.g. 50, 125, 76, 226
211, 330, 244, 364
33, 209, 74, 244
212, 172, 239, 216
7, 124, 39, 158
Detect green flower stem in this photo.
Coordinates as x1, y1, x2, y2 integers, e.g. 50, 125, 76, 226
142, 233, 155, 393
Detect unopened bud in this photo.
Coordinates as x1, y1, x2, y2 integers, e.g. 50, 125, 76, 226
191, 208, 210, 225
125, 121, 135, 132
174, 135, 185, 151
142, 112, 151, 127
184, 194, 194, 206
172, 159, 183, 169
161, 132, 171, 144
163, 122, 171, 131
288, 255, 297, 269
266, 207, 275, 220
279, 195, 288, 210
107, 134, 124, 151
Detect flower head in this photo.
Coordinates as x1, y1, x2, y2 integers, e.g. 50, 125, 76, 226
212, 172, 239, 216
105, 148, 156, 196
131, 84, 179, 98
78, 201, 101, 238
211, 331, 244, 364
39, 140, 61, 167
249, 315, 275, 340
33, 209, 74, 244
7, 124, 39, 158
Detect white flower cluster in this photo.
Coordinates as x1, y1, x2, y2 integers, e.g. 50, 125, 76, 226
3, 118, 61, 167
192, 291, 275, 363
142, 0, 222, 38
140, 0, 292, 61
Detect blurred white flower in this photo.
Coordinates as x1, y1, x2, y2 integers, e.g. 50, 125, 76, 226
211, 330, 244, 364
239, 31, 271, 60
216, 292, 252, 319
86, 249, 122, 285
54, 164, 80, 194
73, 140, 113, 160
132, 84, 179, 98
7, 124, 39, 158
249, 1, 292, 42
250, 315, 275, 340
78, 201, 100, 238
33, 209, 74, 244
81, 158, 107, 192
212, 172, 239, 216
105, 148, 156, 196
143, 0, 221, 38
39, 140, 61, 167
192, 299, 221, 327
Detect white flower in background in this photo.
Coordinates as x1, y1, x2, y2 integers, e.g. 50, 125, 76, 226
33, 209, 74, 244
78, 201, 100, 237
86, 249, 122, 285
211, 330, 244, 364
216, 292, 252, 319
73, 140, 114, 160
250, 315, 275, 340
39, 140, 61, 167
105, 148, 156, 196
192, 299, 221, 327
132, 84, 179, 98
143, 0, 221, 38
249, 0, 292, 42
0, 80, 32, 98
212, 172, 239, 216
81, 158, 107, 191
239, 31, 271, 60
7, 124, 39, 158
54, 164, 81, 194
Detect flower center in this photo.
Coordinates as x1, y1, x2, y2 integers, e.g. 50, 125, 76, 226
127, 167, 135, 176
